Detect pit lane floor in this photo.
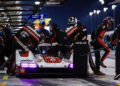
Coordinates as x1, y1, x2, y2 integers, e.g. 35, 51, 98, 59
0, 75, 118, 86
0, 51, 120, 86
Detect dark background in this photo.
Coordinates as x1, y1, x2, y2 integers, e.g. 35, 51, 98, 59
22, 0, 120, 34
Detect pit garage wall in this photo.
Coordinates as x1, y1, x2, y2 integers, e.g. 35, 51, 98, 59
0, 1, 22, 29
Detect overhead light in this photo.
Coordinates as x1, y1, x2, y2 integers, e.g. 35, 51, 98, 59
97, 10, 101, 15
99, 0, 103, 2
103, 7, 108, 12
89, 12, 93, 16
35, 1, 41, 5
112, 5, 117, 10
93, 10, 97, 14
17, 27, 22, 29
12, 20, 22, 22
18, 11, 22, 14
99, 0, 104, 5
101, 1, 104, 5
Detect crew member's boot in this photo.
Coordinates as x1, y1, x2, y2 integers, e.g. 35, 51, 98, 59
94, 70, 105, 75
114, 74, 120, 80
100, 61, 107, 68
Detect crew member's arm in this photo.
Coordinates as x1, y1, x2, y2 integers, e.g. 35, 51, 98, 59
81, 26, 87, 40
77, 22, 87, 40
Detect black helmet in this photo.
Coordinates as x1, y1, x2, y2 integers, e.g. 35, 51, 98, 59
103, 17, 114, 27
68, 16, 78, 26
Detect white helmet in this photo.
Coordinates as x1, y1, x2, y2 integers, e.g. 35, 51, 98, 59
68, 16, 78, 26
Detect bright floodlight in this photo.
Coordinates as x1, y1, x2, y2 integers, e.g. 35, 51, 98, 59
97, 10, 101, 15
35, 1, 40, 5
93, 10, 97, 14
99, 0, 104, 5
99, 0, 104, 2
112, 5, 117, 10
89, 12, 93, 16
103, 7, 108, 12
101, 1, 104, 5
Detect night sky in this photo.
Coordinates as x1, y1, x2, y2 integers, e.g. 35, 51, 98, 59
40, 0, 98, 32
22, 0, 120, 34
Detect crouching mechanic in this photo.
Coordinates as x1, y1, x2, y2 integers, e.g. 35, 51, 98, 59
91, 17, 114, 75
109, 24, 120, 80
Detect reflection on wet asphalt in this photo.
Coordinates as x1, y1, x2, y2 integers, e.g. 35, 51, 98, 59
0, 75, 118, 86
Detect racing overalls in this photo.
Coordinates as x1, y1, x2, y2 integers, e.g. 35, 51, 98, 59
91, 21, 111, 71
65, 22, 97, 72
0, 27, 13, 68
47, 23, 70, 59
65, 22, 87, 42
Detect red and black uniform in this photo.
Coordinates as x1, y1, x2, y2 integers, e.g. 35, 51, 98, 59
48, 23, 69, 44
47, 23, 70, 59
65, 22, 87, 42
0, 26, 14, 70
65, 22, 87, 56
66, 22, 97, 73
91, 17, 112, 72
0, 30, 6, 66
110, 24, 120, 77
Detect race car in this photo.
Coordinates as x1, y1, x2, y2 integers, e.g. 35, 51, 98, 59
16, 43, 73, 75
15, 26, 73, 75
14, 26, 88, 78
